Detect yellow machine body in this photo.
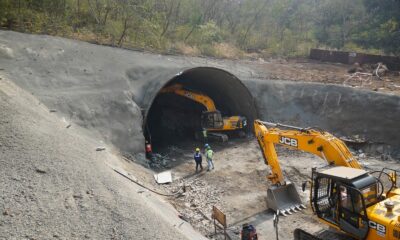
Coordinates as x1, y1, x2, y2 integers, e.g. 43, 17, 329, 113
254, 120, 400, 239
160, 84, 247, 133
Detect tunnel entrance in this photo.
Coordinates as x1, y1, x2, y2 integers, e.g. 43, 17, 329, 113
144, 67, 258, 150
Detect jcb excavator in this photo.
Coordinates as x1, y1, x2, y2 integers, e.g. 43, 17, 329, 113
254, 120, 400, 240
160, 84, 247, 141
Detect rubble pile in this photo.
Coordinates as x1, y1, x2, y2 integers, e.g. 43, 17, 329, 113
150, 153, 171, 168
149, 145, 183, 169
165, 178, 226, 236
344, 62, 396, 88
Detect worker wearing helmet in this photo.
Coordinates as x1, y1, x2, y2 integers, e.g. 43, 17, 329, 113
204, 144, 214, 171
194, 148, 203, 172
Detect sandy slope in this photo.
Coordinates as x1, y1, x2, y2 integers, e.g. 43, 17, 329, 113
0, 78, 189, 239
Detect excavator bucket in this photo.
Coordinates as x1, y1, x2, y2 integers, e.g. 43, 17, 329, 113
266, 182, 306, 216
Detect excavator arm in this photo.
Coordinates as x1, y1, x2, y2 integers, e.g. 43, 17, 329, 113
253, 120, 362, 214
159, 84, 217, 112
254, 120, 362, 184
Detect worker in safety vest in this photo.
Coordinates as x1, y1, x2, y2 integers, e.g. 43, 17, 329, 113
204, 143, 214, 171
202, 128, 208, 143
193, 148, 203, 172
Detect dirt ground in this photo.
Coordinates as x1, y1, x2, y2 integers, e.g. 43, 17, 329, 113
127, 137, 400, 240
243, 58, 400, 95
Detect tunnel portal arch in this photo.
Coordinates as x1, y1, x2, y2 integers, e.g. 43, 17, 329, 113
143, 67, 258, 148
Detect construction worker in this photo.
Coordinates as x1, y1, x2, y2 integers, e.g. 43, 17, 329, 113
193, 148, 203, 172
145, 140, 153, 160
204, 143, 214, 171
202, 128, 208, 143
241, 223, 258, 240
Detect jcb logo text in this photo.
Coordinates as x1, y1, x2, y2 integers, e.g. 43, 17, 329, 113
279, 137, 298, 147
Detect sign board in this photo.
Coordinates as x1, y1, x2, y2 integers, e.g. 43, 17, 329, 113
212, 206, 227, 227
212, 206, 228, 239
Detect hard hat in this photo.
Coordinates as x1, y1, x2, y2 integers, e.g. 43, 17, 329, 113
196, 148, 200, 152
204, 143, 210, 148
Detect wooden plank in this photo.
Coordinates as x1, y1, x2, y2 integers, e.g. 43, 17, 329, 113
212, 206, 227, 227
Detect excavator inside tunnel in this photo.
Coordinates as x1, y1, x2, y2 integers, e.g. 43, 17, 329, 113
143, 67, 258, 149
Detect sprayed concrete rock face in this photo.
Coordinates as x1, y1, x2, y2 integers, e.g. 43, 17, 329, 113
0, 31, 399, 157
0, 44, 14, 59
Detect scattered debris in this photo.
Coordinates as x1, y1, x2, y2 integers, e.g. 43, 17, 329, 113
178, 214, 190, 222
111, 166, 181, 196
73, 194, 83, 199
347, 62, 363, 73
381, 154, 390, 161
154, 171, 173, 184
96, 147, 106, 151
3, 209, 10, 216
35, 167, 47, 174
66, 124, 71, 128
149, 153, 172, 169
49, 109, 57, 113
343, 72, 373, 87
340, 135, 367, 144
164, 178, 225, 235
373, 62, 388, 79
86, 189, 93, 195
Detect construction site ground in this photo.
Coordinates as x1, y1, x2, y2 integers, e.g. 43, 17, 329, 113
125, 138, 399, 240
1, 31, 399, 240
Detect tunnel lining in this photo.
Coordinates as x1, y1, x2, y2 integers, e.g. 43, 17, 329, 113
143, 67, 258, 146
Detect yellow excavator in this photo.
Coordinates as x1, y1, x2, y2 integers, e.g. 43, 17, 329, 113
160, 84, 247, 141
254, 120, 400, 240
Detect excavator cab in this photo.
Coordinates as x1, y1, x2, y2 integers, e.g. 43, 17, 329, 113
311, 166, 379, 239
201, 111, 224, 129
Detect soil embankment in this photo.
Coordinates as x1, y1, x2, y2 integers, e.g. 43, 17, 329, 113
0, 78, 194, 239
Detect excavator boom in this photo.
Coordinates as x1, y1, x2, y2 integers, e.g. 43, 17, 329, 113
254, 120, 363, 215
258, 121, 361, 169
160, 84, 217, 111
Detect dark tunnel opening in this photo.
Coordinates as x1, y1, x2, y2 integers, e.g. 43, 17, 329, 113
144, 67, 258, 150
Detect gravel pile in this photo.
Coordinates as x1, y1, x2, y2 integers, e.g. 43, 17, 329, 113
165, 177, 226, 236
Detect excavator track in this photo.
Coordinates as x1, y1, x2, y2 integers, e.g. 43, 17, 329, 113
294, 229, 355, 240
294, 229, 322, 240
208, 132, 229, 142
